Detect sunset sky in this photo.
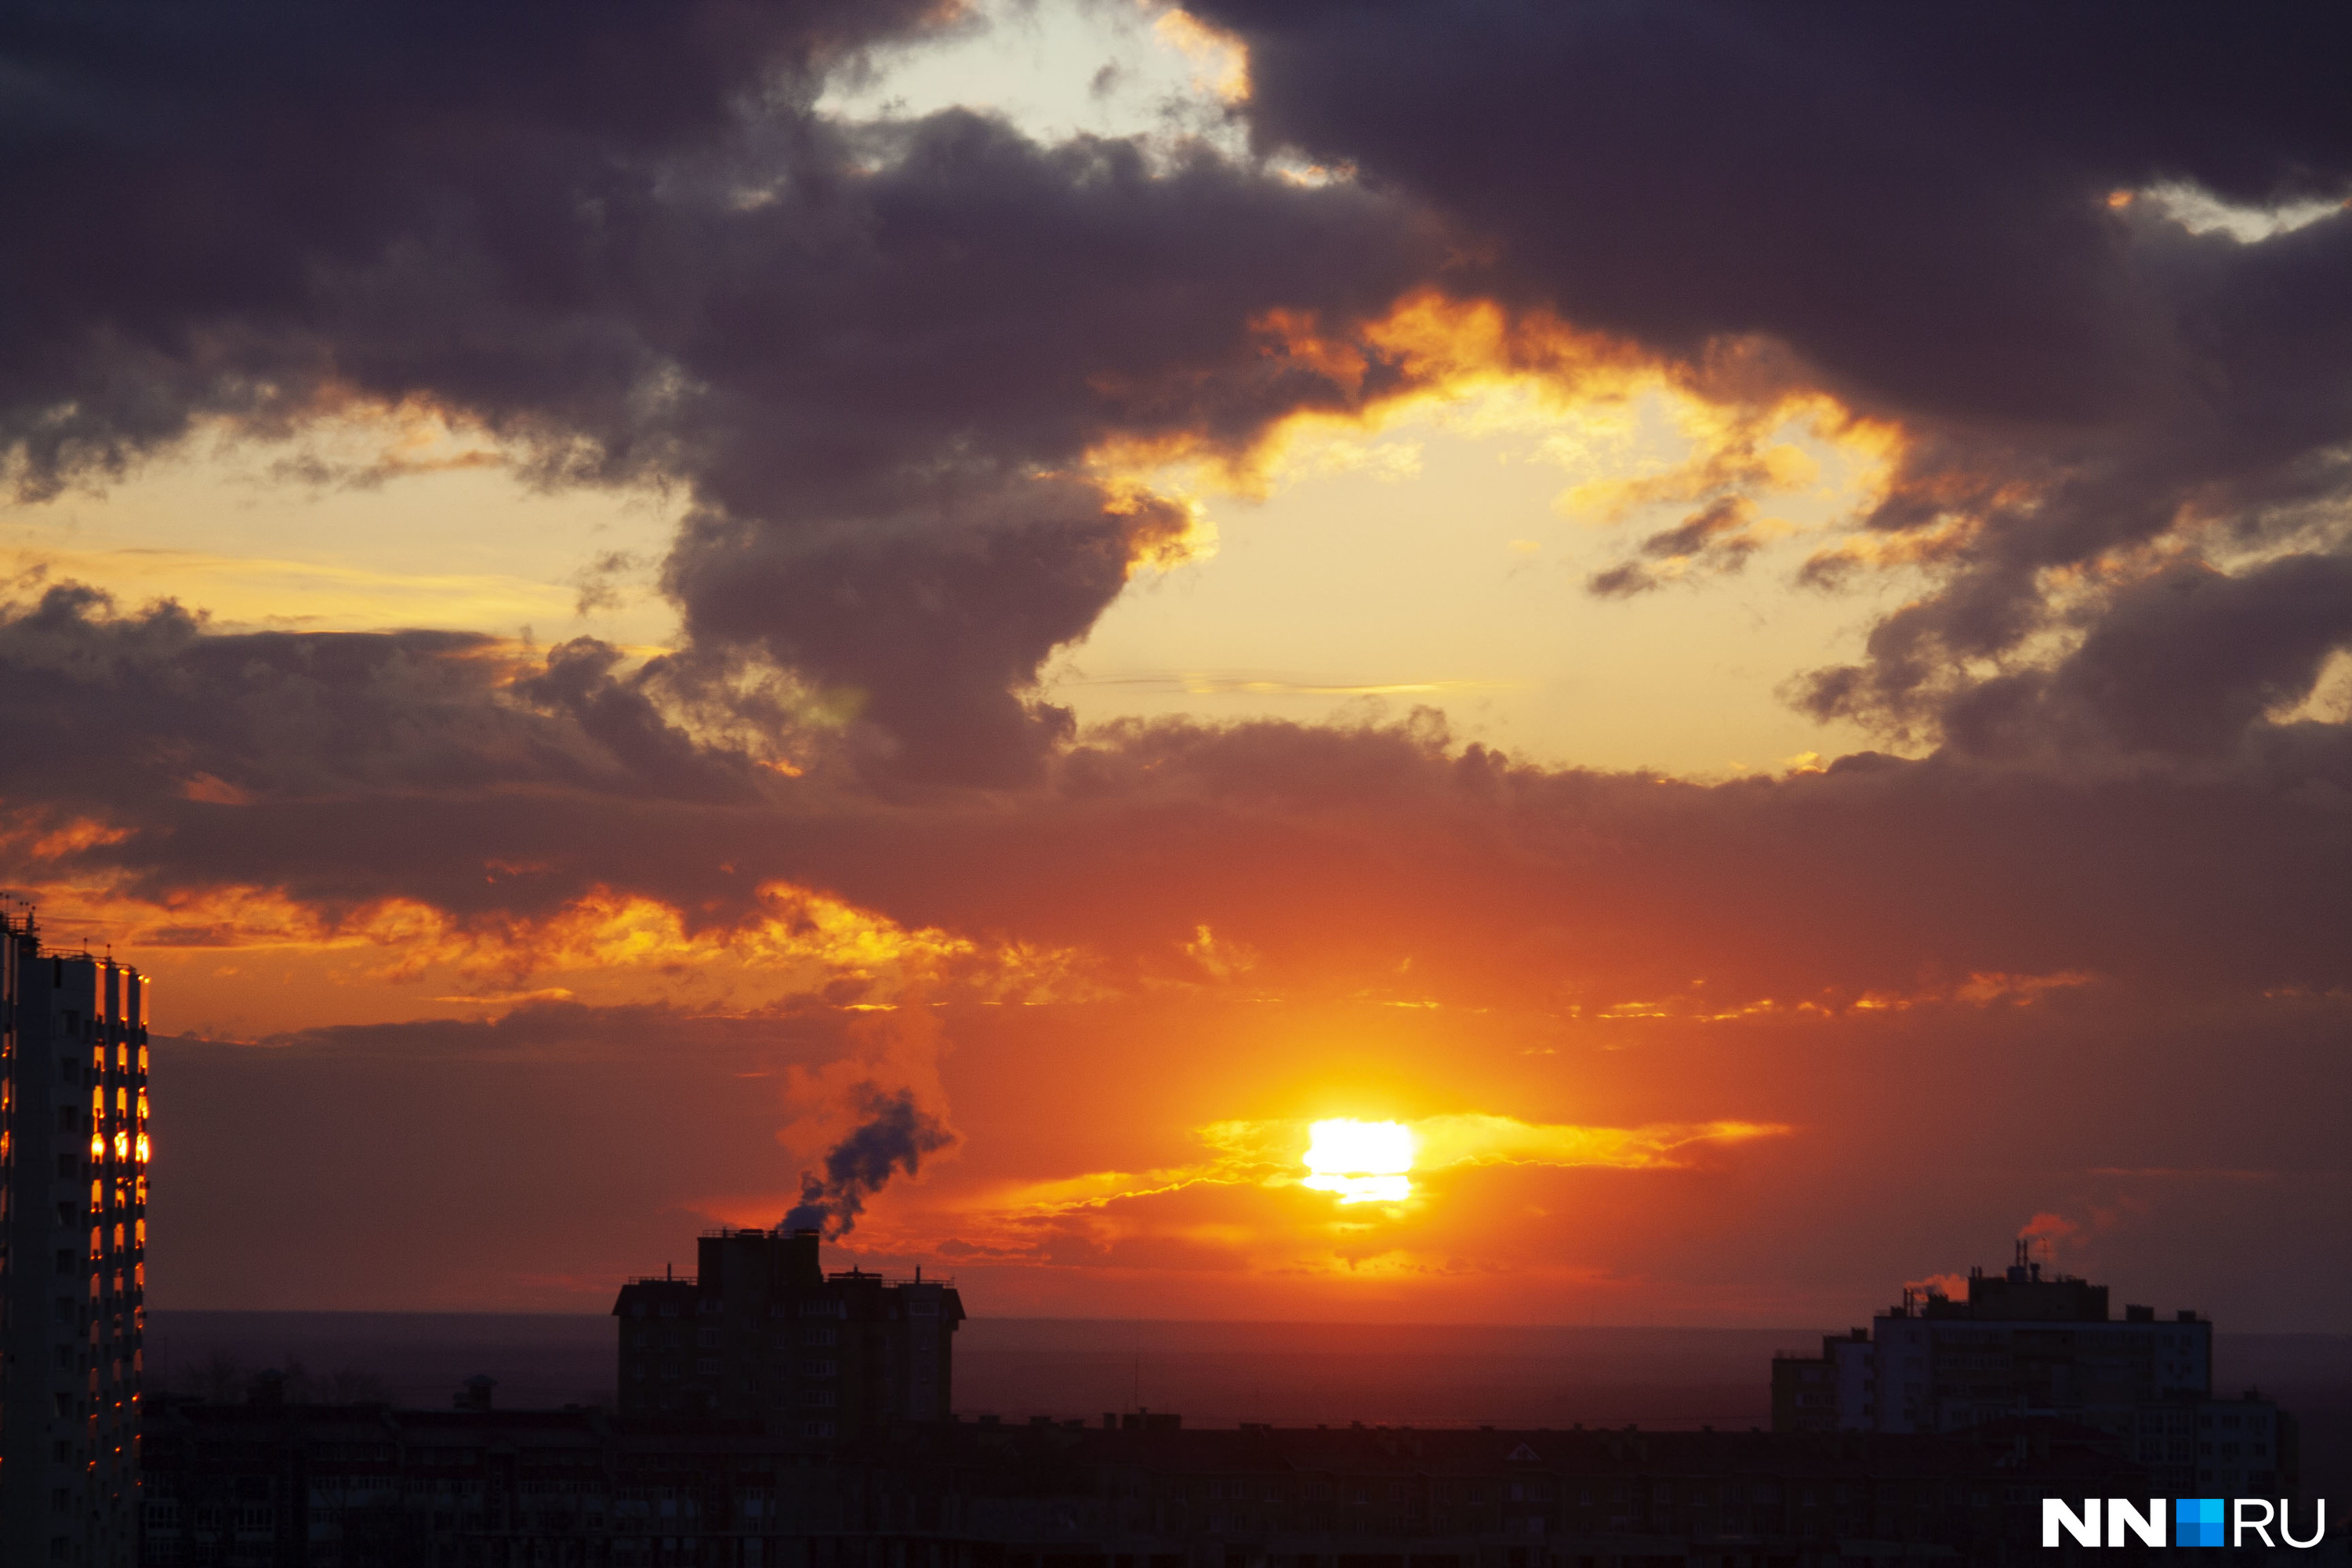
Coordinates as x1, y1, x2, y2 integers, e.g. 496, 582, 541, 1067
3, 1, 2348, 1330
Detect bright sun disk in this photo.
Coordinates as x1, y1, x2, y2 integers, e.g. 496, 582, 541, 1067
1301, 1117, 1414, 1204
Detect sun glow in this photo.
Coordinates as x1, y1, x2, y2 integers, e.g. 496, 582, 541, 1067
1301, 1117, 1415, 1204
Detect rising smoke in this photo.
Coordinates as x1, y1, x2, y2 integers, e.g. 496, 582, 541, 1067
782, 1083, 954, 1238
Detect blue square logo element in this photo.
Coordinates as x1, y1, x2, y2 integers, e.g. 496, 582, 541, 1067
2176, 1497, 2224, 1547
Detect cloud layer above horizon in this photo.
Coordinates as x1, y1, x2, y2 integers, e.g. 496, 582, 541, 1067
2, 0, 2347, 1325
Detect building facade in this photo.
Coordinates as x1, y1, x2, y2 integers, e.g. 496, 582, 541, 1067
612, 1229, 962, 1440
1, 920, 153, 1568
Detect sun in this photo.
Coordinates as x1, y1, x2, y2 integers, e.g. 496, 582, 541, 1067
1301, 1118, 1415, 1203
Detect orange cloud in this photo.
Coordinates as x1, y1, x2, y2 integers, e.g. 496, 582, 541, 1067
9, 870, 1092, 1019
965, 1111, 1787, 1221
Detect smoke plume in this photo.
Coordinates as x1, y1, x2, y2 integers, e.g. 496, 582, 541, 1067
782, 1083, 953, 1238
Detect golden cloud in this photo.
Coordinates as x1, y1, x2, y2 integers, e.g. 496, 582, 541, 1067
972, 1110, 1789, 1221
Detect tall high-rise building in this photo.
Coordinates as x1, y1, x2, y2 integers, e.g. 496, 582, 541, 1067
613, 1228, 961, 1440
0, 918, 151, 1568
1766, 1242, 2292, 1491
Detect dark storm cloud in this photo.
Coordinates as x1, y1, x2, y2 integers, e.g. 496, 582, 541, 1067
1192, 0, 2352, 753
528, 712, 2344, 1015
0, 582, 815, 925
0, 2, 2343, 1020
0, 1, 1436, 783
1196, 0, 2352, 423
1936, 554, 2352, 762
0, 583, 756, 811
3, 575, 2346, 1006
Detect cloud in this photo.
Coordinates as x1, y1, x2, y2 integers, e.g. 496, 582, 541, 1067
974, 1112, 1786, 1221
10, 1, 2352, 790
1194, 0, 2352, 760
0, 4, 1440, 784
13, 0, 2343, 1327
1587, 495, 1766, 598
2, 585, 2346, 1018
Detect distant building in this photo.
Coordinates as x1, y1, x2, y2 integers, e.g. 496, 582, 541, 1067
611, 1228, 963, 1439
1769, 1243, 2292, 1494
0, 918, 153, 1568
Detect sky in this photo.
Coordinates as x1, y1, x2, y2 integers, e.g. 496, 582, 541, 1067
2, 0, 2349, 1330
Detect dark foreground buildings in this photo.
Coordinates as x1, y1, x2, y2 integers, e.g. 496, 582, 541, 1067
140, 1392, 2169, 1568
132, 1232, 2317, 1568
0, 916, 153, 1568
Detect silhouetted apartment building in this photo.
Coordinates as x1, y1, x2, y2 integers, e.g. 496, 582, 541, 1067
612, 1228, 962, 1439
1769, 1243, 2291, 1494
1, 916, 153, 1568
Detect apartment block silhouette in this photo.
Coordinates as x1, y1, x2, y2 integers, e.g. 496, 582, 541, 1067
613, 1228, 962, 1439
1771, 1243, 2290, 1494
0, 917, 152, 1568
